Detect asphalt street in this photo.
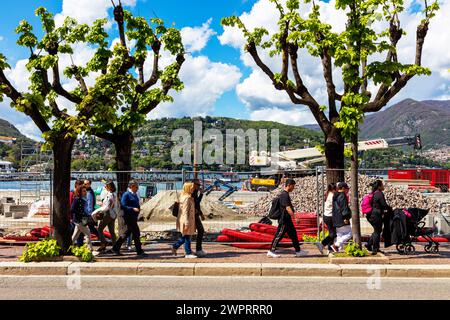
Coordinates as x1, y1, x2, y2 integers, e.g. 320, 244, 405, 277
0, 275, 449, 300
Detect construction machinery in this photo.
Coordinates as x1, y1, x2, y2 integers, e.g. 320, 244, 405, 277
248, 134, 422, 190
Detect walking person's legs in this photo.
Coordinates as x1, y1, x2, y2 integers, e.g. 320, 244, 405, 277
80, 225, 93, 251
335, 225, 352, 251
97, 217, 109, 251
184, 235, 193, 255
268, 222, 286, 258
321, 216, 336, 248
107, 219, 117, 246
195, 215, 206, 256
71, 224, 82, 245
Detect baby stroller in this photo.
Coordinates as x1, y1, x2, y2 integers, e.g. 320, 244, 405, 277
391, 208, 439, 254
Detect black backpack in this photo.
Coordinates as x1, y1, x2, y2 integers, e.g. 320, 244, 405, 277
267, 197, 282, 220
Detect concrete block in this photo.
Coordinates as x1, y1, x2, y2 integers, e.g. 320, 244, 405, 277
137, 263, 195, 276
340, 264, 387, 277
194, 263, 261, 276
4, 211, 12, 218
261, 263, 342, 277
69, 262, 140, 275
10, 205, 29, 212
386, 265, 450, 278
12, 212, 25, 219
0, 262, 71, 275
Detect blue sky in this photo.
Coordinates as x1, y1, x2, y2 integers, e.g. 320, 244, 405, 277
0, 0, 449, 140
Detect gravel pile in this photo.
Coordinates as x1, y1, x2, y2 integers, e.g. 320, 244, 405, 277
239, 174, 441, 216
140, 190, 237, 221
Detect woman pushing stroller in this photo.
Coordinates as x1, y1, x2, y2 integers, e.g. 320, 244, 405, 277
365, 180, 392, 255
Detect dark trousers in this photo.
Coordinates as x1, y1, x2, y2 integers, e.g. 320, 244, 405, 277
112, 216, 142, 253
321, 216, 337, 248
366, 212, 383, 251
270, 217, 300, 252
195, 215, 204, 252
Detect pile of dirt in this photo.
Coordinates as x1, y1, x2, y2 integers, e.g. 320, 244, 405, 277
140, 190, 237, 221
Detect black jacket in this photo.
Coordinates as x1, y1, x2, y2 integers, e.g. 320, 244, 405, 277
372, 191, 391, 217
332, 192, 352, 228
192, 189, 203, 216
390, 209, 409, 244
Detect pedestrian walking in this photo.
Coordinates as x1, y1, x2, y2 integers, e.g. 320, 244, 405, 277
171, 182, 198, 259
331, 182, 352, 252
110, 180, 146, 256
192, 179, 207, 257
71, 185, 93, 251
267, 179, 308, 258
316, 183, 337, 255
365, 179, 391, 255
93, 180, 118, 253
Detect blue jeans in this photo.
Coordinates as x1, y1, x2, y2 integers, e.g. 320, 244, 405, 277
173, 235, 192, 255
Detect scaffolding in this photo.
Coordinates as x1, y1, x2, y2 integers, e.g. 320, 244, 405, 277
18, 143, 52, 204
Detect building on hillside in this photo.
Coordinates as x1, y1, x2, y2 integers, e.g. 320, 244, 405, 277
0, 136, 17, 146
0, 160, 16, 173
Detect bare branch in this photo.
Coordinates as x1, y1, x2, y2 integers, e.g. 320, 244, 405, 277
140, 53, 185, 115
136, 39, 161, 93
113, 3, 127, 49
365, 20, 429, 113
51, 62, 82, 104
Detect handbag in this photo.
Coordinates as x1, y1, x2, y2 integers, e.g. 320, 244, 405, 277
170, 189, 180, 218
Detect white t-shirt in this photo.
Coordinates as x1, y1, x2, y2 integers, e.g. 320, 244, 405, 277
324, 192, 334, 217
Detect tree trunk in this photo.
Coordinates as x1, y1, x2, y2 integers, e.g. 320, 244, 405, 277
350, 131, 362, 247
113, 131, 134, 196
52, 135, 76, 253
325, 127, 345, 184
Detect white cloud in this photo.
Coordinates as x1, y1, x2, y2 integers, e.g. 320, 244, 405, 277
54, 0, 136, 27
250, 107, 316, 126
219, 0, 450, 124
181, 18, 216, 53
0, 36, 4, 41
15, 121, 43, 141
148, 54, 242, 118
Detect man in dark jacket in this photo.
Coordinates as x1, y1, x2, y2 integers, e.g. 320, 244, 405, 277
110, 180, 146, 256
331, 182, 352, 252
267, 179, 308, 258
192, 179, 207, 257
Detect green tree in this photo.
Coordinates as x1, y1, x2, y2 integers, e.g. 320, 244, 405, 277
89, 1, 185, 194
0, 7, 110, 251
222, 0, 439, 245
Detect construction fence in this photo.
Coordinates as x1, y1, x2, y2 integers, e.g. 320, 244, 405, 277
0, 168, 449, 245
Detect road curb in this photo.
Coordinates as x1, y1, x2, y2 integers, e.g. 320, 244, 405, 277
1, 262, 450, 277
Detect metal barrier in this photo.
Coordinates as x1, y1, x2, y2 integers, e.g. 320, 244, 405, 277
0, 172, 51, 234
1, 168, 448, 246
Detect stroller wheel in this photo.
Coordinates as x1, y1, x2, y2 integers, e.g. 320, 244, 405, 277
424, 244, 432, 253
396, 244, 405, 253
405, 244, 415, 255
432, 246, 439, 254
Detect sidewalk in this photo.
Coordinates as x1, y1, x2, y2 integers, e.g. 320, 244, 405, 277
1, 243, 450, 277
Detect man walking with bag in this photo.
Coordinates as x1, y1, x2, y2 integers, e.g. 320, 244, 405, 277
267, 179, 308, 258
192, 179, 207, 257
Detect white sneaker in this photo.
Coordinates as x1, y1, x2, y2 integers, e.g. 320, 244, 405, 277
267, 251, 281, 258
295, 250, 309, 257
195, 250, 207, 257
315, 242, 324, 255
185, 254, 198, 259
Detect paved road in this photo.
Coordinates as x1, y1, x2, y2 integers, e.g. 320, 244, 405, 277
0, 276, 449, 300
